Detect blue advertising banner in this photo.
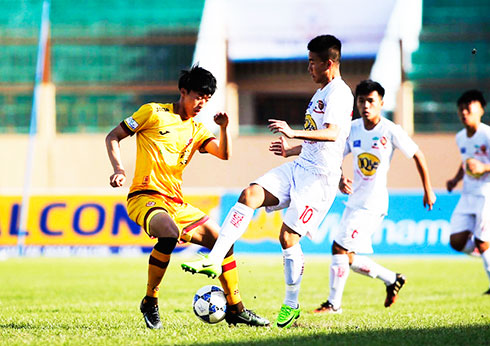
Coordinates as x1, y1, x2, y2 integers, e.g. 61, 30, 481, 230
0, 191, 462, 257
221, 191, 460, 255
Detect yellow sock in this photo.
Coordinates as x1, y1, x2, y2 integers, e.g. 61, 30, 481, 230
218, 254, 242, 305
146, 248, 171, 299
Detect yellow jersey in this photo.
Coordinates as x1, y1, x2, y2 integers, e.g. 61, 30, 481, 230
121, 102, 215, 202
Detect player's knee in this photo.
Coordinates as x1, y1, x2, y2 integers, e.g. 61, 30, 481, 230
238, 185, 262, 207
449, 234, 465, 252
149, 213, 180, 239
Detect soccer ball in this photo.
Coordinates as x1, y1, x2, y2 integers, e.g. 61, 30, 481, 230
192, 285, 227, 324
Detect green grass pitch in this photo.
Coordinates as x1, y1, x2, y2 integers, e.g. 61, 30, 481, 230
0, 255, 489, 345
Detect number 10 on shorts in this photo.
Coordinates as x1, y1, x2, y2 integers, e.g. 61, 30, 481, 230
299, 206, 313, 224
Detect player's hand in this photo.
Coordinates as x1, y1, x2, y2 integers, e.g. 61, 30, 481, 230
338, 176, 353, 195
465, 158, 485, 176
268, 119, 295, 138
110, 170, 126, 188
214, 112, 229, 128
447, 178, 459, 192
423, 190, 436, 210
269, 136, 290, 157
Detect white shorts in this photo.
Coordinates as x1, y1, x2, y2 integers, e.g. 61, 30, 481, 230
252, 161, 337, 239
450, 194, 490, 242
334, 206, 385, 254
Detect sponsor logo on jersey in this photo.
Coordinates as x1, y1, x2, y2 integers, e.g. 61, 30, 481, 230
155, 106, 170, 112
357, 152, 380, 176
125, 116, 139, 130
353, 140, 361, 147
304, 114, 318, 131
159, 130, 170, 136
461, 147, 466, 154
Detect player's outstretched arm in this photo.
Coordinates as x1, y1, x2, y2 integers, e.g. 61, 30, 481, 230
446, 165, 464, 192
269, 136, 302, 157
413, 150, 436, 210
105, 124, 130, 187
268, 119, 340, 142
203, 112, 231, 160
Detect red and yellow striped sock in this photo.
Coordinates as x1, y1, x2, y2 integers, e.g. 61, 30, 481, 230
218, 254, 242, 306
145, 248, 171, 299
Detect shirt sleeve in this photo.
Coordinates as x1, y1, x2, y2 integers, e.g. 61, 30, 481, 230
391, 124, 419, 158
195, 123, 217, 152
120, 103, 155, 136
322, 90, 353, 128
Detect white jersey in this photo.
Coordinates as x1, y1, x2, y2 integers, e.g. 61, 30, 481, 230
296, 77, 353, 183
456, 123, 490, 196
344, 117, 419, 214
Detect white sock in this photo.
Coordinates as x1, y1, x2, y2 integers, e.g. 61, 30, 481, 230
481, 248, 490, 282
207, 202, 254, 263
327, 254, 350, 309
283, 243, 304, 309
462, 236, 476, 255
350, 255, 396, 286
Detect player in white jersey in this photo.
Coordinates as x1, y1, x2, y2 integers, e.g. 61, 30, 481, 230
314, 80, 436, 314
446, 90, 490, 295
181, 35, 353, 328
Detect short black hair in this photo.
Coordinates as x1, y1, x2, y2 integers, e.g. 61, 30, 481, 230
457, 89, 486, 108
307, 35, 342, 63
178, 65, 217, 95
355, 80, 385, 99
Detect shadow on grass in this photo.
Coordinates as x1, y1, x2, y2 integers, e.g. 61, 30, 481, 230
192, 324, 490, 346
0, 322, 33, 330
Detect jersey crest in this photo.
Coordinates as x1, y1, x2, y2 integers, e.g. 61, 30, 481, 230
313, 100, 325, 114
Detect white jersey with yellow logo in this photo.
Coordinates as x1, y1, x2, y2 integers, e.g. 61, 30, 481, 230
344, 117, 418, 214
296, 77, 353, 182
456, 123, 490, 196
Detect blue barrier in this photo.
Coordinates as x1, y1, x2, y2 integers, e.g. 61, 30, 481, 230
221, 191, 461, 255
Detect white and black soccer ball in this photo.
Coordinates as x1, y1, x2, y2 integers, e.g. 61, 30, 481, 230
192, 285, 227, 324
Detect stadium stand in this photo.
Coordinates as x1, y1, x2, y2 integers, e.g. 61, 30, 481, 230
0, 0, 205, 133
1, 0, 488, 134
409, 0, 490, 132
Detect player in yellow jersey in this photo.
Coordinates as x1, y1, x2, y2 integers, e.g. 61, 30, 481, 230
105, 66, 269, 329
